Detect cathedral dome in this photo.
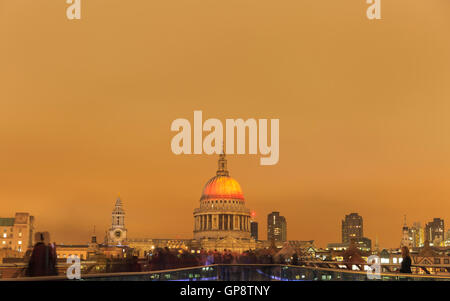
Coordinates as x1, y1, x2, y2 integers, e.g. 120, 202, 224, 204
200, 153, 245, 201
201, 175, 244, 201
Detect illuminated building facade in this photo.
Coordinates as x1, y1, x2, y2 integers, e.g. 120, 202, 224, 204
267, 212, 287, 242
192, 154, 257, 252
409, 222, 425, 248
328, 213, 371, 251
425, 218, 445, 247
0, 213, 34, 253
342, 213, 363, 243
250, 221, 258, 240
57, 234, 132, 261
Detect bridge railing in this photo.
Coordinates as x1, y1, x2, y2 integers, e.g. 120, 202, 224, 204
297, 260, 450, 275
3, 263, 450, 281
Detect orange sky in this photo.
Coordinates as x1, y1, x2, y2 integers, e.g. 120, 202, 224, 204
1, 0, 450, 248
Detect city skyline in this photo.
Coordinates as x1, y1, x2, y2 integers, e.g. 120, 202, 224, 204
2, 1, 450, 249
1, 183, 448, 249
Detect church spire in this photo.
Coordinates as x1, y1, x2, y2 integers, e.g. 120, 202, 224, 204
216, 144, 229, 176
115, 194, 123, 208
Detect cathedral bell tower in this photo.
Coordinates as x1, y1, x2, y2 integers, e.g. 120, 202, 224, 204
400, 215, 412, 249
107, 195, 127, 245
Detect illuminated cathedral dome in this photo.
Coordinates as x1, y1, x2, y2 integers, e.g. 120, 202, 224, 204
201, 175, 244, 201
193, 153, 252, 244
201, 153, 244, 201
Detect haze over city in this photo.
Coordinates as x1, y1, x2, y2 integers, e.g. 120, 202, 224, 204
1, 0, 450, 249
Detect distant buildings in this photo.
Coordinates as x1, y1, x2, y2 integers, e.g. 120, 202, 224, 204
425, 218, 445, 247
56, 234, 130, 261
0, 213, 34, 254
342, 213, 363, 243
409, 222, 425, 248
267, 212, 287, 242
328, 213, 371, 251
445, 230, 450, 247
400, 218, 448, 249
250, 221, 258, 241
400, 216, 413, 248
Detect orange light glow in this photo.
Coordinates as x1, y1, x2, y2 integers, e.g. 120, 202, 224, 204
201, 176, 244, 201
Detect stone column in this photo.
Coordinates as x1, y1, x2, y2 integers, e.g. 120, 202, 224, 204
203, 215, 206, 230
240, 215, 243, 230
224, 214, 228, 230
209, 214, 212, 230
230, 215, 234, 230
228, 214, 234, 230
200, 215, 203, 230
247, 216, 250, 232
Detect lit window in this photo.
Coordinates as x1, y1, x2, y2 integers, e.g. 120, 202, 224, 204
18, 241, 22, 245
2, 241, 5, 245
2, 233, 6, 238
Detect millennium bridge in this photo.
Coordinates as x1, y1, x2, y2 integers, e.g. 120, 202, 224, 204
2, 262, 450, 281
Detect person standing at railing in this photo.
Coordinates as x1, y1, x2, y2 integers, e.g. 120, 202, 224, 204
292, 253, 298, 265
213, 250, 222, 264
206, 251, 214, 265
25, 232, 57, 277
199, 249, 207, 266
129, 256, 141, 272
399, 246, 412, 274
222, 250, 233, 280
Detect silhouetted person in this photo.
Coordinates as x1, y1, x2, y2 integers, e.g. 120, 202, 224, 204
221, 250, 233, 280
213, 250, 222, 264
399, 246, 412, 274
292, 253, 298, 265
206, 251, 214, 265
130, 256, 141, 272
26, 232, 57, 277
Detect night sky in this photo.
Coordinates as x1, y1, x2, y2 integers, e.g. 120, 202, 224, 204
1, 0, 450, 248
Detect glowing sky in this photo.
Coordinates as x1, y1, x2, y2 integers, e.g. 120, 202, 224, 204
1, 0, 450, 248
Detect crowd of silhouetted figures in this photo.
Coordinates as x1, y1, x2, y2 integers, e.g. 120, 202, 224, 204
144, 247, 299, 271
22, 232, 304, 277
23, 233, 414, 277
